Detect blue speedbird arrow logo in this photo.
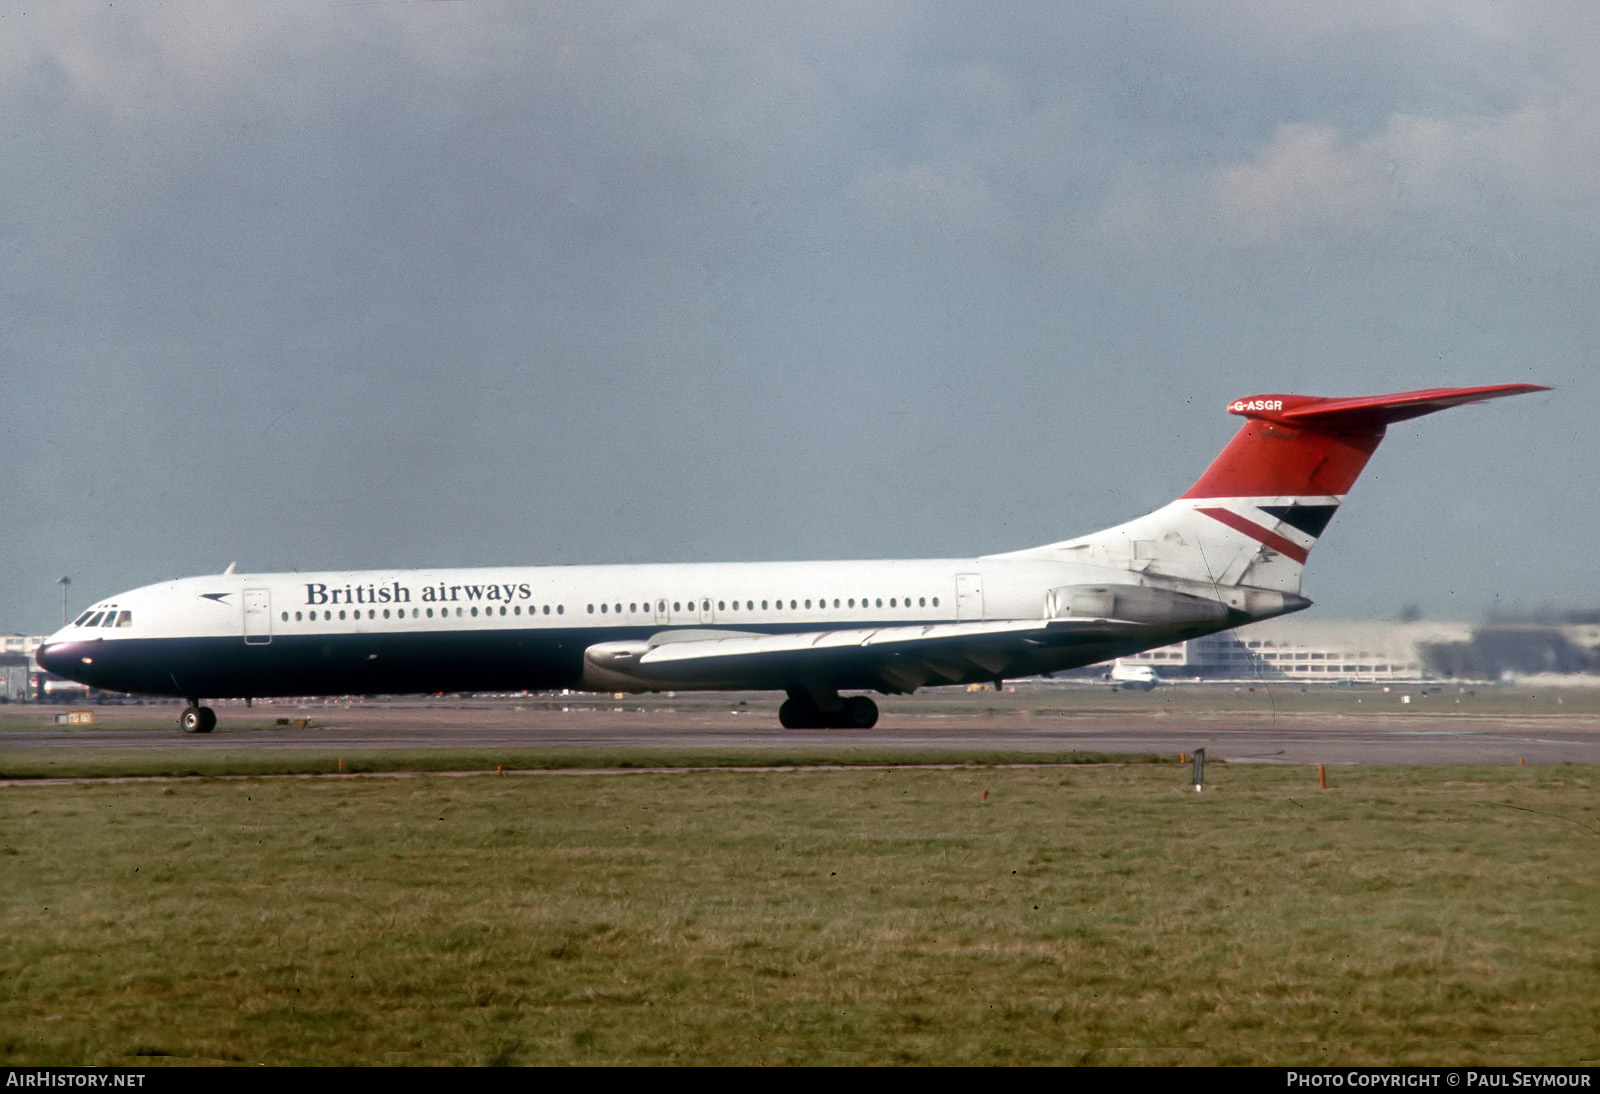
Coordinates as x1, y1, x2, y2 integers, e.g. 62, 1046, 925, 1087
199, 592, 232, 603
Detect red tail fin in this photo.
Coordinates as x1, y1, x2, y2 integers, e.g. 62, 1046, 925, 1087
1182, 384, 1546, 500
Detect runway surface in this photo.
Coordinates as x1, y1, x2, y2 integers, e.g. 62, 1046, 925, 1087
6, 700, 1598, 765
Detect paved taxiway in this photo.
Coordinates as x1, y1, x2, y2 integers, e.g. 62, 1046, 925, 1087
6, 703, 1598, 765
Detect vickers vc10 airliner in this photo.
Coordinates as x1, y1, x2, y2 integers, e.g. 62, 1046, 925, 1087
37, 384, 1542, 732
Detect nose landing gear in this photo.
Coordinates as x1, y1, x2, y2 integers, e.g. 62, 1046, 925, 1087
179, 704, 217, 734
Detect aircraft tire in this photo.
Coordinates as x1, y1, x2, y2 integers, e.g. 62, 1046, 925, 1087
180, 706, 217, 734
842, 695, 879, 729
781, 695, 877, 729
778, 698, 818, 729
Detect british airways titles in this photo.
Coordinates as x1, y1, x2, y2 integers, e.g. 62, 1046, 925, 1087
304, 581, 533, 606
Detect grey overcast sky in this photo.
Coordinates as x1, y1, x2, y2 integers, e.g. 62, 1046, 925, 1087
2, 2, 1593, 631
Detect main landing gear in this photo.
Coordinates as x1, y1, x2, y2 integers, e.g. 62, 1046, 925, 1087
179, 703, 217, 734
778, 691, 879, 729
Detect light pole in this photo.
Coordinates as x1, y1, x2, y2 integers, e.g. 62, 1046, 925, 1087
57, 576, 71, 625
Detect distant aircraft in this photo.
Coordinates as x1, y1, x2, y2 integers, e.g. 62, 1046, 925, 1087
37, 384, 1542, 733
1106, 662, 1160, 691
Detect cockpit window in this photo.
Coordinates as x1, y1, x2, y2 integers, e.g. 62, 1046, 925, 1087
85, 612, 106, 627
115, 611, 132, 627
73, 611, 94, 626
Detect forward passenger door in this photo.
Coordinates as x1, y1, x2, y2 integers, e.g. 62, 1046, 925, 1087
243, 588, 272, 645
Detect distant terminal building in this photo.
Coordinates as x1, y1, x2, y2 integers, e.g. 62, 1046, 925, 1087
1116, 620, 1474, 683
2, 635, 60, 702
1429, 620, 1600, 679
3, 634, 44, 658
0, 658, 29, 701
2, 635, 44, 702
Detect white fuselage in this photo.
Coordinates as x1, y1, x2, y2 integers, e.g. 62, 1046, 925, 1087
40, 554, 1226, 702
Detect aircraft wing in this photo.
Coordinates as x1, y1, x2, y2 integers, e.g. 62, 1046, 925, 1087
582, 617, 1157, 693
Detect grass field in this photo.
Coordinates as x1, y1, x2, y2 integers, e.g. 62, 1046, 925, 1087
0, 747, 1168, 781
4, 762, 1595, 1065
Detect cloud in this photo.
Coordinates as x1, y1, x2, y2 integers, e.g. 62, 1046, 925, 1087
1096, 87, 1600, 253
1214, 124, 1393, 241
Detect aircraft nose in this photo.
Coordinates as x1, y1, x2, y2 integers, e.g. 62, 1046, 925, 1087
35, 641, 73, 675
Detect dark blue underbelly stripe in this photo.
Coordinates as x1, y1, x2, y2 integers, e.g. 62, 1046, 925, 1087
44, 621, 935, 698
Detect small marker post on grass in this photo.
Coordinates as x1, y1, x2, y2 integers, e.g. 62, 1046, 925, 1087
337, 759, 343, 773
1192, 748, 1204, 793
1319, 764, 1326, 789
